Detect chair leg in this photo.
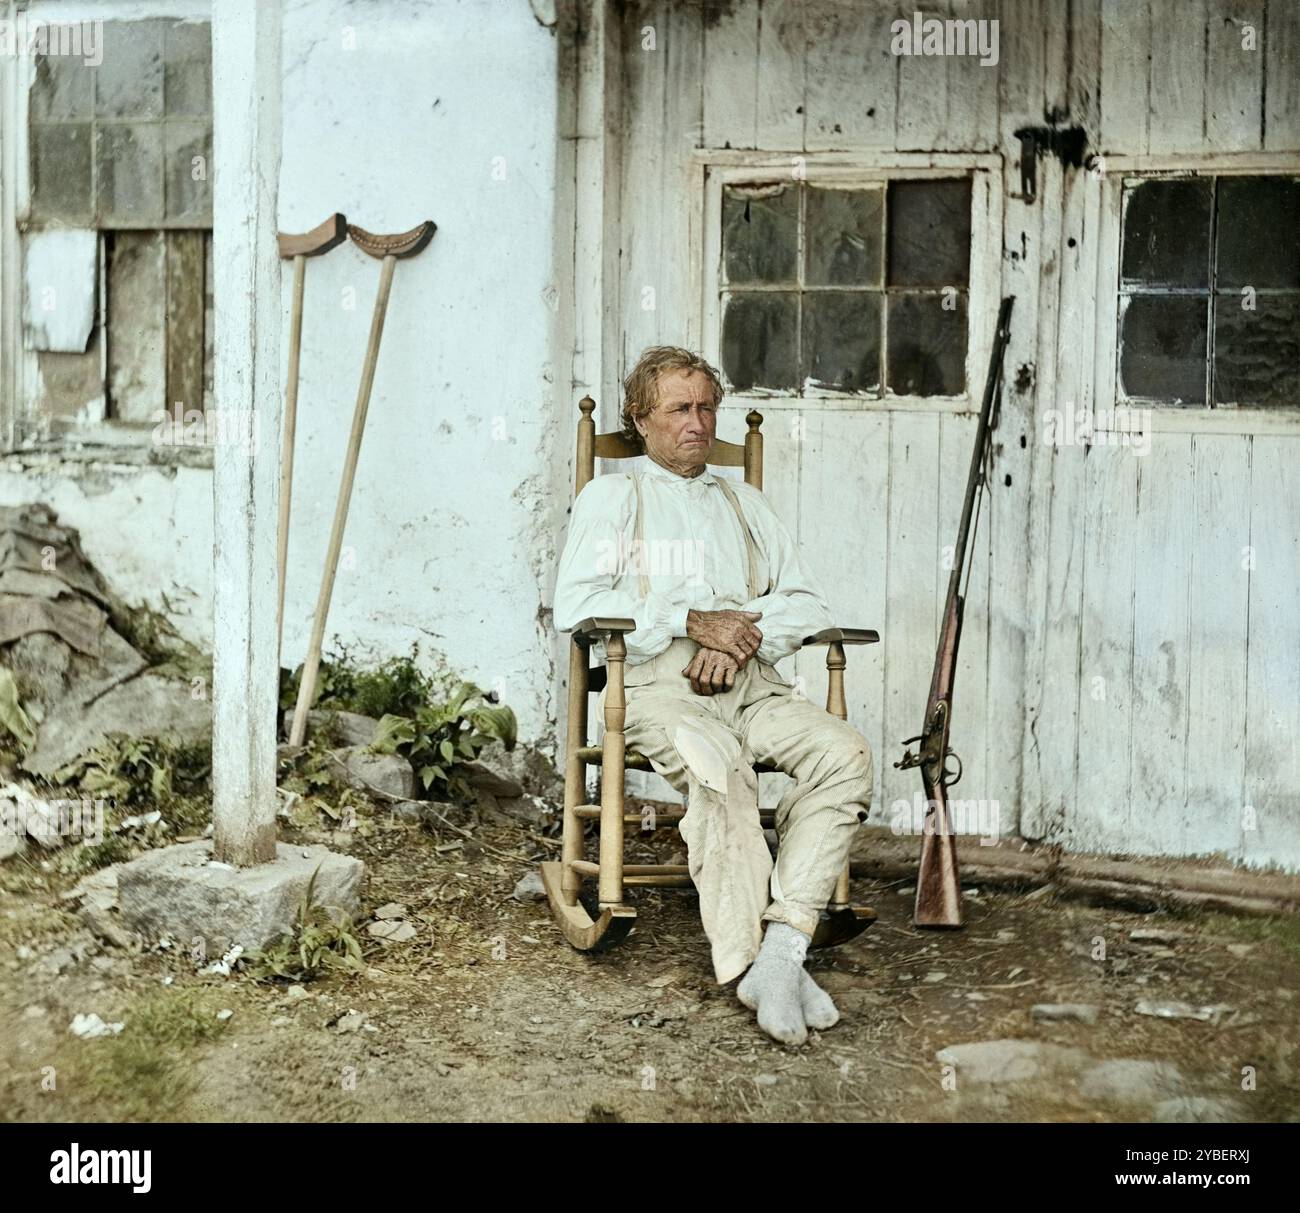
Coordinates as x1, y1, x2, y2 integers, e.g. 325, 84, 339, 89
598, 633, 628, 907
824, 639, 847, 720
560, 638, 589, 907
810, 638, 876, 950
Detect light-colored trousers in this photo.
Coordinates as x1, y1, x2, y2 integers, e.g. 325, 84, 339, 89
600, 636, 874, 985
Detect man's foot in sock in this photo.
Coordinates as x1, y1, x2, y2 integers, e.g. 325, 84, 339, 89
737, 922, 810, 1045
799, 969, 839, 1030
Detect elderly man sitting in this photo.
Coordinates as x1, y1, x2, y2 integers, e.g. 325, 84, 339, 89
553, 346, 874, 1045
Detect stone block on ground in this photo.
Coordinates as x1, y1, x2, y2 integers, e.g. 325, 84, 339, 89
116, 839, 365, 954
22, 671, 211, 776
1078, 1058, 1186, 1104
934, 1039, 1089, 1085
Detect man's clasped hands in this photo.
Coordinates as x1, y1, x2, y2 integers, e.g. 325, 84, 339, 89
679, 608, 764, 696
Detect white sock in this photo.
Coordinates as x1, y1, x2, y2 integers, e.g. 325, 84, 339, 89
737, 922, 810, 1045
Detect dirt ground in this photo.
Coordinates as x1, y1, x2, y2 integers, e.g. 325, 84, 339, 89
2, 799, 1299, 1124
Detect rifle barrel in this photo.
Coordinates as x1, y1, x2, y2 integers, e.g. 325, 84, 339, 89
943, 296, 1015, 611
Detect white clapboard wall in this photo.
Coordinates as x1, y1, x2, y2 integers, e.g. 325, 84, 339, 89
596, 0, 1300, 871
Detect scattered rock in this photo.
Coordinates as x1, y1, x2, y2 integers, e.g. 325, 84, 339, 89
1129, 928, 1187, 946
42, 947, 77, 975
924, 971, 948, 983
1153, 1096, 1239, 1123
283, 985, 308, 1002
1, 825, 25, 862
461, 760, 524, 799
1031, 1003, 1100, 1025
305, 710, 381, 747
69, 1012, 124, 1037
1079, 1059, 1185, 1104
755, 1073, 778, 1086
270, 1016, 292, 1027
367, 920, 417, 943
1135, 1000, 1233, 1025
1226, 943, 1254, 959
327, 747, 415, 801
934, 1040, 1088, 1085
475, 742, 564, 802
512, 871, 546, 903
372, 902, 407, 920
23, 1004, 47, 1019
335, 1010, 365, 1033
216, 1008, 233, 1021
78, 904, 142, 951
493, 793, 557, 829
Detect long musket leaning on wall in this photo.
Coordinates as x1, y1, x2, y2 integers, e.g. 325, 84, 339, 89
896, 295, 1016, 928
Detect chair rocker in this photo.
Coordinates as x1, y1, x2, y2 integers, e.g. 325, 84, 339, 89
541, 395, 881, 954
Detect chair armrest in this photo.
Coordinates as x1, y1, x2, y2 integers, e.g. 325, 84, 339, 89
801, 626, 880, 646
568, 616, 638, 647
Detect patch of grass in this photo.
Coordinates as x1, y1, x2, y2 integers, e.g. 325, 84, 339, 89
1198, 911, 1300, 965
70, 987, 230, 1120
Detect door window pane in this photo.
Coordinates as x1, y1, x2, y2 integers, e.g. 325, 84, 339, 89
803, 292, 881, 391
887, 179, 972, 287
887, 293, 967, 396
721, 292, 799, 391
1119, 295, 1207, 403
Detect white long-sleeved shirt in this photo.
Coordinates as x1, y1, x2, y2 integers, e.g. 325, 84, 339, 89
552, 458, 835, 667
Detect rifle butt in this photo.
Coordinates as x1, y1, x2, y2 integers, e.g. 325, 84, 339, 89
914, 781, 963, 927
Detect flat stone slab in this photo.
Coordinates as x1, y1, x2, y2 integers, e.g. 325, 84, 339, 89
935, 1039, 1089, 1085
116, 839, 365, 956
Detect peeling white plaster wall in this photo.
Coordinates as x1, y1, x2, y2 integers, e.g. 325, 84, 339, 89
2, 0, 566, 751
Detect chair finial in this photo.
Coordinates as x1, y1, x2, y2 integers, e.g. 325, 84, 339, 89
746, 409, 764, 432
579, 395, 596, 416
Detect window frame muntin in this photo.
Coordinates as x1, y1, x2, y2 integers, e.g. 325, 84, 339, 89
1094, 153, 1300, 434
698, 151, 1003, 414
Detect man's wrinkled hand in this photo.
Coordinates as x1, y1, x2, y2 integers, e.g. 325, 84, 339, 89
685, 608, 763, 666
681, 647, 739, 696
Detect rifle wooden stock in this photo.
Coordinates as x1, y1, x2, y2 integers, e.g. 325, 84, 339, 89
898, 296, 1015, 929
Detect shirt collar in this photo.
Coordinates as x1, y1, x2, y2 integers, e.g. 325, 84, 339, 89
641, 457, 716, 487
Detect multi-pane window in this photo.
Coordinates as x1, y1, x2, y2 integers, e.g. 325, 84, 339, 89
718, 177, 972, 398
26, 20, 212, 428
1117, 174, 1300, 407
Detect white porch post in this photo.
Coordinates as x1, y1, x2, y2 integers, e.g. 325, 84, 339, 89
211, 0, 282, 866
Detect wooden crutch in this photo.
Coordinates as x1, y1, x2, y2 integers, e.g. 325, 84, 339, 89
287, 220, 437, 747
275, 213, 348, 671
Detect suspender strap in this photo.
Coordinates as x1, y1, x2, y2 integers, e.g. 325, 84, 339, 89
631, 471, 767, 603
714, 476, 766, 601
629, 473, 651, 597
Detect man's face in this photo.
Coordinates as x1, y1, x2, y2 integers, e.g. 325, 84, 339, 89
635, 368, 717, 474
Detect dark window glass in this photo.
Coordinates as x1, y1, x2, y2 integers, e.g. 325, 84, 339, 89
722, 184, 798, 285
805, 187, 883, 286
1215, 176, 1300, 290
1118, 295, 1207, 403
721, 292, 798, 391
1213, 294, 1300, 405
1120, 178, 1212, 289
887, 179, 971, 287
803, 292, 882, 391
887, 293, 967, 396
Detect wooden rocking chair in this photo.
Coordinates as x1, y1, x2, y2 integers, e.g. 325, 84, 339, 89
541, 395, 881, 954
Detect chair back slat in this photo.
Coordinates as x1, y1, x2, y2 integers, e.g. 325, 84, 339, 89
574, 395, 765, 494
